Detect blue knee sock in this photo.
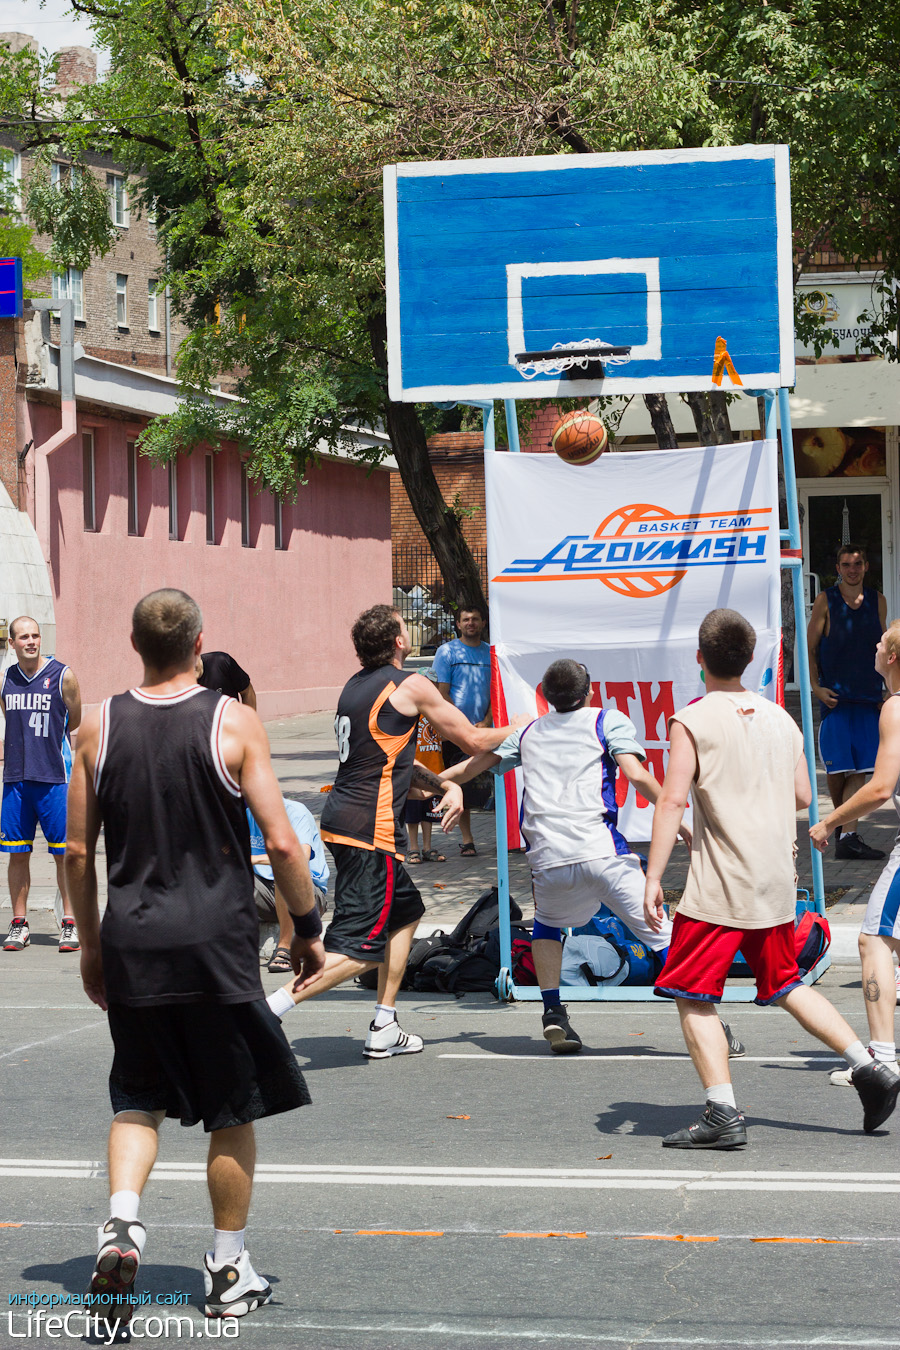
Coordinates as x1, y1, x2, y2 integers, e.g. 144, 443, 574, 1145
541, 988, 561, 1012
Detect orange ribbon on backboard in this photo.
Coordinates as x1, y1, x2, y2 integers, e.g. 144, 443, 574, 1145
711, 336, 743, 387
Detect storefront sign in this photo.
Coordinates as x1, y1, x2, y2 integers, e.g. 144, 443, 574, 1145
796, 278, 886, 360
486, 440, 781, 840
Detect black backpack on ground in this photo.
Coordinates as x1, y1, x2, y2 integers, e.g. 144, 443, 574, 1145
356, 888, 526, 994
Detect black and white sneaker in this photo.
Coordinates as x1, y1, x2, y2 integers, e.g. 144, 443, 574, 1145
3, 918, 29, 951
662, 1102, 748, 1150
542, 1005, 583, 1054
852, 1059, 900, 1133
204, 1249, 272, 1318
363, 1017, 424, 1058
87, 1217, 145, 1320
721, 1021, 745, 1058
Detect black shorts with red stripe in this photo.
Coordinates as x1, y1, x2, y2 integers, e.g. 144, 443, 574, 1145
324, 843, 425, 963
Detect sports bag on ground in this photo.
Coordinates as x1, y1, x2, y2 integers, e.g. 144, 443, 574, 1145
560, 933, 629, 988
572, 906, 657, 985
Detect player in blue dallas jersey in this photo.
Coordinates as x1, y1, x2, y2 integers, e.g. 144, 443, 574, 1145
1, 616, 82, 952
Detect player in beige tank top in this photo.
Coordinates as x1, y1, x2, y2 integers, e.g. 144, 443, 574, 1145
643, 608, 900, 1149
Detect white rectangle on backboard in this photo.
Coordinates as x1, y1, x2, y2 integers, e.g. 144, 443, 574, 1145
506, 259, 662, 365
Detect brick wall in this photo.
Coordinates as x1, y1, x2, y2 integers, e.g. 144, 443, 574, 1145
2, 140, 188, 375
391, 432, 488, 589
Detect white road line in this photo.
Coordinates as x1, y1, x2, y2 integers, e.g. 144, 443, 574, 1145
438, 1053, 843, 1062
3, 1161, 900, 1194
244, 1320, 900, 1347
0, 1020, 105, 1062
2, 1218, 898, 1242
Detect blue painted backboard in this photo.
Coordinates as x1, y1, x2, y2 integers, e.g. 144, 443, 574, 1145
384, 146, 794, 402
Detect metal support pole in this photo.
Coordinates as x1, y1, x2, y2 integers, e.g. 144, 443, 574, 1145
460, 398, 515, 986
503, 398, 521, 454
773, 388, 826, 914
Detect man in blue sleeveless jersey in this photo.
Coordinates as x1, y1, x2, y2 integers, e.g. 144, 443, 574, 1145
807, 543, 887, 860
1, 616, 82, 952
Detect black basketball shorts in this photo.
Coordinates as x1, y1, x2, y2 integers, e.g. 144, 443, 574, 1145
324, 843, 426, 962
107, 999, 310, 1131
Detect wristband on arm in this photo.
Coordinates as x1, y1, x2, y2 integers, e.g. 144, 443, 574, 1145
291, 908, 324, 940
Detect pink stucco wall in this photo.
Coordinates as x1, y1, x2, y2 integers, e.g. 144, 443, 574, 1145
26, 403, 392, 715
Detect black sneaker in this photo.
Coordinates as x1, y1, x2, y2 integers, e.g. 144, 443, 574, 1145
835, 833, 886, 861
541, 1005, 583, 1054
721, 1020, 745, 1058
662, 1101, 748, 1149
852, 1059, 900, 1133
86, 1217, 145, 1323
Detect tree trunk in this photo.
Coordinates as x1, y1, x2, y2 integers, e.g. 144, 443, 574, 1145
643, 392, 678, 448
708, 389, 733, 443
684, 390, 735, 445
367, 312, 488, 614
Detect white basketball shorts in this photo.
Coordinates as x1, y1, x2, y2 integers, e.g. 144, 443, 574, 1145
861, 837, 900, 939
531, 852, 672, 952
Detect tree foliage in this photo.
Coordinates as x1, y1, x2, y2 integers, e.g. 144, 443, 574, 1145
1, 0, 898, 602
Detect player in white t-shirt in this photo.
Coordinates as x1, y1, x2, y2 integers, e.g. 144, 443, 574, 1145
442, 659, 688, 1053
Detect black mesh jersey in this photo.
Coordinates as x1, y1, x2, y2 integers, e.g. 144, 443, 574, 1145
94, 685, 261, 1007
320, 666, 418, 857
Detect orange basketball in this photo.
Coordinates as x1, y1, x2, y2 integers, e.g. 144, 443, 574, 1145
550, 410, 608, 465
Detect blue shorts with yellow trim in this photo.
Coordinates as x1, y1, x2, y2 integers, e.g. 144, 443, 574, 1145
1, 781, 68, 854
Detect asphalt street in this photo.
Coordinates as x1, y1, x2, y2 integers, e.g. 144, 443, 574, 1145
0, 920, 898, 1350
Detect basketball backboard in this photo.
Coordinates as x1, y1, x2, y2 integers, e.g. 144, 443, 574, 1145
384, 146, 794, 402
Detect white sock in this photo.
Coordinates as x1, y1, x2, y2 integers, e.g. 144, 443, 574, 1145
267, 987, 296, 1019
705, 1083, 736, 1109
109, 1190, 141, 1224
842, 1039, 871, 1069
213, 1228, 245, 1266
843, 830, 858, 839
373, 1003, 396, 1030
870, 1040, 897, 1064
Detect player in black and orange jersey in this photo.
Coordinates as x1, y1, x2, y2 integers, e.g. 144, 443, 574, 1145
266, 603, 523, 1057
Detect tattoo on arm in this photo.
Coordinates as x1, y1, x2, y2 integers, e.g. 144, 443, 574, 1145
865, 975, 881, 1003
411, 763, 445, 795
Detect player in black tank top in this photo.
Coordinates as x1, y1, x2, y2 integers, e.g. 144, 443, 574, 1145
267, 604, 524, 1060
95, 685, 259, 1005
321, 665, 419, 855
65, 588, 325, 1325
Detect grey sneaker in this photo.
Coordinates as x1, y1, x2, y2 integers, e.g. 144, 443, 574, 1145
662, 1101, 748, 1150
541, 1005, 583, 1055
721, 1021, 745, 1058
3, 918, 29, 951
59, 919, 80, 952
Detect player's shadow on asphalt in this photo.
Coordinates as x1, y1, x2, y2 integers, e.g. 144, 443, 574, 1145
20, 1256, 285, 1341
594, 1101, 866, 1137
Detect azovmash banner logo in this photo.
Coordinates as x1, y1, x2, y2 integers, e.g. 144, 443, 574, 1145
485, 440, 781, 840
494, 502, 772, 598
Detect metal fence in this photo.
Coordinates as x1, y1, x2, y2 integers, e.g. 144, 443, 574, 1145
392, 544, 488, 655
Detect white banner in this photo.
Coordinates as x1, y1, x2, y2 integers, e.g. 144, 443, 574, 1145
486, 440, 782, 841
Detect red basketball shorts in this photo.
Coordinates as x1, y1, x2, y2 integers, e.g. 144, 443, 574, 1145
654, 912, 803, 1006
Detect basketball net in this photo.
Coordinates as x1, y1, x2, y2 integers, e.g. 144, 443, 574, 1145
515, 339, 633, 380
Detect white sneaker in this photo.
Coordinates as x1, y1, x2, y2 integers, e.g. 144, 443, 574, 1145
363, 1017, 424, 1058
831, 1058, 900, 1086
203, 1249, 272, 1318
